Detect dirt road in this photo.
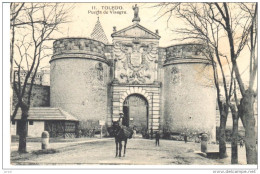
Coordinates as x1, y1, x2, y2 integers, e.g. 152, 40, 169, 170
11, 138, 247, 165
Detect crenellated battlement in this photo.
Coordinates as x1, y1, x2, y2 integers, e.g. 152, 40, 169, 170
51, 38, 108, 63
164, 43, 211, 65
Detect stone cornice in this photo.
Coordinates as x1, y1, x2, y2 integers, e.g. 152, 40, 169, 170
111, 82, 161, 88
53, 37, 107, 45
50, 54, 109, 64
111, 23, 160, 40
163, 58, 212, 66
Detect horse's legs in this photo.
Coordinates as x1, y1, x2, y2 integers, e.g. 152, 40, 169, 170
119, 141, 122, 157
123, 139, 127, 157
115, 140, 118, 157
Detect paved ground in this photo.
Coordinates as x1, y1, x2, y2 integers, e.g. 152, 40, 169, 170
11, 138, 247, 165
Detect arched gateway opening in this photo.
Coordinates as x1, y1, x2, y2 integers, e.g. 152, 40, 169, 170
123, 94, 148, 134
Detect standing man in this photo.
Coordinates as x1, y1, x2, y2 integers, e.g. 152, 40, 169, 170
184, 134, 188, 143
133, 125, 137, 138
118, 113, 124, 127
155, 131, 160, 146
240, 139, 244, 148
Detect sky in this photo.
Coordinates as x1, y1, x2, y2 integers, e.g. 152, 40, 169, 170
18, 2, 180, 68
9, 2, 257, 86
55, 3, 178, 46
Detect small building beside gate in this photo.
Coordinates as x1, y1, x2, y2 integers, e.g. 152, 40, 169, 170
11, 107, 79, 138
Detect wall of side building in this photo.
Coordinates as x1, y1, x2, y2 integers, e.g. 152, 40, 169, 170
12, 84, 50, 108
11, 121, 44, 137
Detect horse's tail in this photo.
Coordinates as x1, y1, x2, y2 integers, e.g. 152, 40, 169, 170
128, 130, 134, 139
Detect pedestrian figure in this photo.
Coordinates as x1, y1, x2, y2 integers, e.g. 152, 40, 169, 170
118, 113, 124, 127
240, 139, 244, 148
150, 128, 153, 139
133, 129, 136, 138
91, 128, 95, 137
133, 126, 137, 138
184, 134, 188, 143
155, 131, 160, 146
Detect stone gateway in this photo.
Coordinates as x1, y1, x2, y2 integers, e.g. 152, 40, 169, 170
50, 6, 216, 140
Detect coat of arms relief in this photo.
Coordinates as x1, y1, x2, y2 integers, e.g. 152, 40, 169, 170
113, 41, 158, 84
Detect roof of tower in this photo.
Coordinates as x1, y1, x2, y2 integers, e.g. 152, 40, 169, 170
90, 17, 109, 44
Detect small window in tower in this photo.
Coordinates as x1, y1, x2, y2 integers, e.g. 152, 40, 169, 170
12, 120, 15, 125
29, 121, 34, 125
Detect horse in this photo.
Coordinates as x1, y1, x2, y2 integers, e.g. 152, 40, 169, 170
108, 121, 133, 157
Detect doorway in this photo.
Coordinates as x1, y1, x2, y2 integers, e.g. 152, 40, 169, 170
123, 94, 148, 134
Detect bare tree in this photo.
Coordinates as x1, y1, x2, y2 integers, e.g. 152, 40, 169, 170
10, 3, 72, 153
154, 2, 231, 159
154, 2, 257, 164
10, 3, 25, 121
211, 2, 257, 164
10, 3, 24, 84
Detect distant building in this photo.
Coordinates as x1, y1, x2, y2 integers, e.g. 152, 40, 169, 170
40, 65, 50, 86
12, 66, 51, 108
13, 65, 50, 86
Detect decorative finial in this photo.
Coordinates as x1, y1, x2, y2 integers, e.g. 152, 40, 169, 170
132, 4, 140, 23
113, 26, 117, 32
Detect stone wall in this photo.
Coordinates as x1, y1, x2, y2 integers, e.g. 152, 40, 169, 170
41, 70, 50, 86
111, 84, 161, 131
50, 38, 109, 129
11, 121, 45, 137
112, 39, 160, 84
109, 26, 162, 132
12, 84, 50, 107
163, 44, 216, 140
27, 121, 45, 137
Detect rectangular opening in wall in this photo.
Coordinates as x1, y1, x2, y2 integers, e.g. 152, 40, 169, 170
29, 121, 34, 125
12, 120, 15, 125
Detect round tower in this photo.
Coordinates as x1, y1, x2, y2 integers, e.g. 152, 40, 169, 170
163, 44, 216, 140
50, 38, 109, 128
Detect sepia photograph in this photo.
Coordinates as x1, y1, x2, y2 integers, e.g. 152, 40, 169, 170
1, 1, 258, 173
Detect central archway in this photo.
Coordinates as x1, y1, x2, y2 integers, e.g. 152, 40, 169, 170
123, 94, 148, 134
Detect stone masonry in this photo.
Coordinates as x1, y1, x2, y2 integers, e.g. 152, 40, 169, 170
50, 13, 216, 140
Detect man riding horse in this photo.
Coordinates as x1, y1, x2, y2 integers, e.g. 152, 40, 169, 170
108, 113, 133, 157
